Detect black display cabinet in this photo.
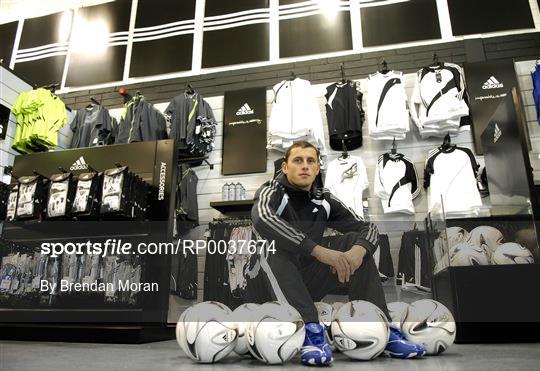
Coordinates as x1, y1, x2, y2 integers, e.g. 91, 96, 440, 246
0, 140, 178, 343
429, 90, 540, 343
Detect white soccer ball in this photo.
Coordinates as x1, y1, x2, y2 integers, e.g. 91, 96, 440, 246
331, 300, 390, 360
230, 303, 260, 356
449, 242, 489, 266
315, 302, 335, 350
332, 301, 345, 315
401, 299, 456, 355
246, 301, 305, 364
467, 226, 504, 258
176, 301, 237, 363
491, 243, 535, 265
387, 302, 410, 329
446, 227, 469, 248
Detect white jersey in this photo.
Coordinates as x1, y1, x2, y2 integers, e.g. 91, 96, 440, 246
410, 62, 470, 137
268, 78, 326, 154
374, 153, 419, 214
424, 146, 482, 217
324, 155, 368, 218
367, 71, 410, 140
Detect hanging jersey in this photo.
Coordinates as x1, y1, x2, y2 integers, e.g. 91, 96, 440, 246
532, 63, 540, 124
324, 155, 368, 218
374, 153, 419, 214
176, 164, 199, 233
410, 62, 470, 137
175, 246, 198, 300
11, 89, 67, 153
367, 71, 410, 140
268, 78, 326, 154
325, 81, 364, 150
424, 146, 482, 217
398, 230, 430, 287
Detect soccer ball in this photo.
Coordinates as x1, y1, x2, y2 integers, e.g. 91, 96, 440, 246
246, 301, 305, 364
230, 303, 260, 356
387, 302, 410, 329
332, 301, 345, 314
315, 301, 335, 350
401, 299, 456, 355
491, 243, 535, 265
446, 227, 469, 248
176, 301, 237, 363
449, 242, 489, 266
467, 226, 504, 258
331, 300, 389, 360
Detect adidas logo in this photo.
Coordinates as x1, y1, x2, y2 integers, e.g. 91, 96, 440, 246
493, 123, 502, 143
482, 76, 504, 90
236, 103, 254, 116
69, 156, 89, 171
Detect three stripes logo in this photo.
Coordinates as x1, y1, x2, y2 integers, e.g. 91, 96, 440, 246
236, 103, 254, 116
70, 156, 89, 171
493, 123, 502, 144
482, 76, 504, 90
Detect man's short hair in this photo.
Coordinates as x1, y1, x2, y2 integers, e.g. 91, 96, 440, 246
284, 141, 320, 163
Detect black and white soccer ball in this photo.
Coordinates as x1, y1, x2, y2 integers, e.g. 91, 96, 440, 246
332, 301, 345, 314
467, 226, 504, 258
331, 300, 389, 360
176, 301, 237, 363
230, 303, 260, 356
446, 227, 469, 248
401, 299, 456, 355
314, 301, 336, 351
449, 242, 489, 266
387, 301, 410, 329
246, 301, 305, 364
491, 243, 535, 265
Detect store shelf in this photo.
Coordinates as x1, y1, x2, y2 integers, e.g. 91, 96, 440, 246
210, 200, 254, 216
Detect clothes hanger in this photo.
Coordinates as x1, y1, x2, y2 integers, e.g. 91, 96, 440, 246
340, 63, 347, 83
440, 132, 456, 151
390, 137, 397, 155
184, 83, 195, 95
338, 139, 349, 160
288, 71, 297, 81
380, 59, 390, 74
430, 53, 442, 68
87, 96, 101, 109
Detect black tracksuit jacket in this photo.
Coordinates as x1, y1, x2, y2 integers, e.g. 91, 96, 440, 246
251, 173, 379, 256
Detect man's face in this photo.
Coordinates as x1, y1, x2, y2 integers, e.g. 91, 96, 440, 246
282, 147, 320, 191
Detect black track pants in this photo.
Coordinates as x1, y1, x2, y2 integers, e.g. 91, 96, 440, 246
245, 233, 390, 323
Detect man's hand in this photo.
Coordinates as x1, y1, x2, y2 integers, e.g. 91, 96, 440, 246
343, 245, 367, 275
311, 245, 352, 283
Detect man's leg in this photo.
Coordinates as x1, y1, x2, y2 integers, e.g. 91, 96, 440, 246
301, 233, 426, 359
245, 248, 319, 322
301, 233, 390, 319
244, 248, 333, 365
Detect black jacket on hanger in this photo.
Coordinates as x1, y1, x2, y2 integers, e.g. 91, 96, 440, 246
325, 81, 364, 151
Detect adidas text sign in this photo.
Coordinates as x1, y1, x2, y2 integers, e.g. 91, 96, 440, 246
69, 156, 89, 171
482, 76, 504, 90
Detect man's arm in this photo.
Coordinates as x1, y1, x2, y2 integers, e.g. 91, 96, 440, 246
251, 180, 318, 256
326, 193, 379, 257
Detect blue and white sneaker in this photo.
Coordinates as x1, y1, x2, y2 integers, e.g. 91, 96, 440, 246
384, 326, 426, 359
301, 322, 333, 366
